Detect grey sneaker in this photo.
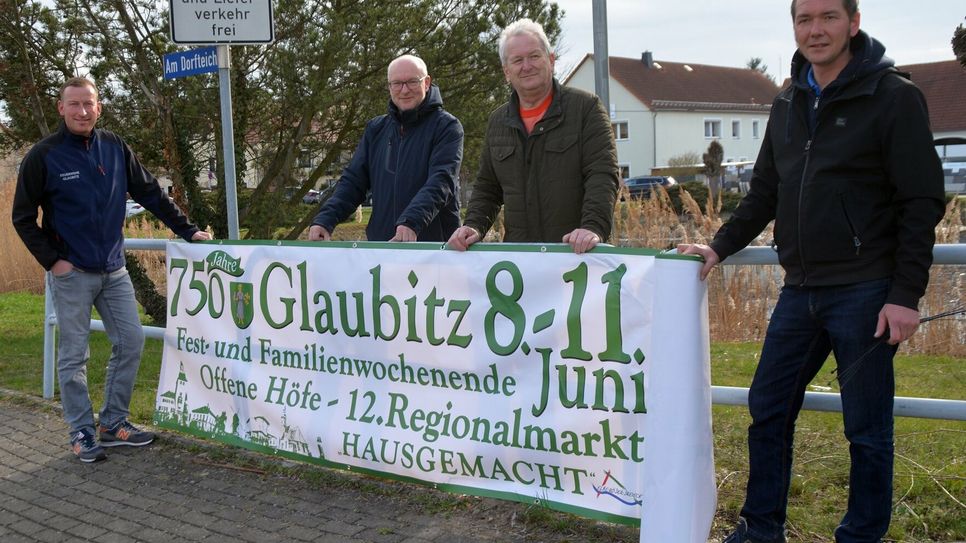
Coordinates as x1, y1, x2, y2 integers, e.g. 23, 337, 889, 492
723, 518, 786, 543
98, 420, 155, 447
70, 428, 107, 463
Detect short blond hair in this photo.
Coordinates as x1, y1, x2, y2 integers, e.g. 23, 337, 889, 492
59, 77, 98, 101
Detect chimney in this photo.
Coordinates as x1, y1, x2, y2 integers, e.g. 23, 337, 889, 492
642, 51, 654, 68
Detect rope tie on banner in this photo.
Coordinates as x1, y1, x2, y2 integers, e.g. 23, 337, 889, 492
828, 305, 966, 390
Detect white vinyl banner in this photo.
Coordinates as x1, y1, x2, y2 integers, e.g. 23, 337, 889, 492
154, 241, 715, 539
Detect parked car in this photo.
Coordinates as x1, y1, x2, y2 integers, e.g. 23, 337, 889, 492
622, 175, 677, 199
125, 199, 145, 218
302, 189, 322, 204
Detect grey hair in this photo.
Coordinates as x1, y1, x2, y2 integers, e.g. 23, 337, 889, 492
498, 18, 552, 65
387, 54, 428, 80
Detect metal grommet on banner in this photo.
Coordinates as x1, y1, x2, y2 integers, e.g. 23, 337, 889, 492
352, 242, 358, 248
276, 241, 282, 246
540, 245, 547, 252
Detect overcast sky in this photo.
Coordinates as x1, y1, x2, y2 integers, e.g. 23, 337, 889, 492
551, 1, 964, 81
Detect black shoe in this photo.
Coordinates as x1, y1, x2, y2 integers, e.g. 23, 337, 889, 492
98, 420, 155, 447
723, 518, 786, 543
70, 428, 107, 463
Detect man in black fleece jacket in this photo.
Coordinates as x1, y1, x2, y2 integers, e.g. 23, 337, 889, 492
679, 1, 945, 542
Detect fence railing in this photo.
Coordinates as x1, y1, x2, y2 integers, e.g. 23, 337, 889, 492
42, 240, 966, 421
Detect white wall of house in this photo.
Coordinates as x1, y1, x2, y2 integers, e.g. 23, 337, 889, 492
565, 62, 770, 176
655, 111, 770, 167
566, 63, 655, 178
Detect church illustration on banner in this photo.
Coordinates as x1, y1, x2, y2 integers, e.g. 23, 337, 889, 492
155, 362, 322, 459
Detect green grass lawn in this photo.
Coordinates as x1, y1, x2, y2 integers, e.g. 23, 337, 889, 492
0, 291, 962, 541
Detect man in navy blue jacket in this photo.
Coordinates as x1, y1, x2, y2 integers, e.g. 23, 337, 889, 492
309, 55, 463, 242
12, 77, 211, 463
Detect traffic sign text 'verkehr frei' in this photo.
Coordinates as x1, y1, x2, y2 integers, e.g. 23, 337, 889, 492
163, 47, 218, 79
169, 0, 274, 44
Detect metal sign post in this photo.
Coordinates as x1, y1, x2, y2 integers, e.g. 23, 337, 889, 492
217, 45, 241, 240
168, 0, 274, 240
592, 0, 611, 116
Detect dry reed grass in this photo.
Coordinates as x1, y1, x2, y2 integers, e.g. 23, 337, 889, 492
123, 215, 176, 293
2, 176, 962, 356
0, 173, 175, 295
0, 173, 46, 294
612, 186, 965, 356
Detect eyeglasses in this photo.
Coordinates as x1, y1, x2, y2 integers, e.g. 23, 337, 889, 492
388, 76, 426, 91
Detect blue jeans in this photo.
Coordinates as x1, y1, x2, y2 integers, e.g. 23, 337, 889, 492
740, 279, 896, 543
51, 267, 145, 434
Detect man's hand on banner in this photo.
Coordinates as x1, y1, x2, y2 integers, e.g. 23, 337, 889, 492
676, 244, 720, 280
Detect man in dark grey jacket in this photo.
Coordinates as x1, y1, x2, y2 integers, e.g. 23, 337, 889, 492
447, 18, 618, 254
679, 1, 946, 542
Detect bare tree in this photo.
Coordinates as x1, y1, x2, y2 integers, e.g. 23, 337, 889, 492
953, 23, 966, 69
703, 140, 724, 199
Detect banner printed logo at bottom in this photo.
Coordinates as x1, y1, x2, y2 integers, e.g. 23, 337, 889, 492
593, 470, 643, 506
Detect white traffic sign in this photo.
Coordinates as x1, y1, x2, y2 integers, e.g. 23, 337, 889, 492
169, 0, 274, 44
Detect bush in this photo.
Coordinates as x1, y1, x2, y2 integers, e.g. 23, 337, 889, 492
663, 181, 744, 214
667, 181, 707, 214
721, 191, 743, 212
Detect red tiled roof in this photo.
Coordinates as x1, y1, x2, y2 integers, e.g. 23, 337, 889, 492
898, 60, 966, 134
579, 55, 781, 112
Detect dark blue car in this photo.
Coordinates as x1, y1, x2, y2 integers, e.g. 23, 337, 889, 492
622, 175, 677, 199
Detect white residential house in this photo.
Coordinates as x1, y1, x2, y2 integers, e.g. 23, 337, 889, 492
563, 52, 780, 179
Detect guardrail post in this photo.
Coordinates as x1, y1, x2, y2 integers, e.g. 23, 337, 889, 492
42, 271, 56, 399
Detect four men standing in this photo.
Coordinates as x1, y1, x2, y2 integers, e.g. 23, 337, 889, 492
9, 7, 952, 541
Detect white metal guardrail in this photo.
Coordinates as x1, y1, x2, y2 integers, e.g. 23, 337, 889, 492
42, 241, 966, 421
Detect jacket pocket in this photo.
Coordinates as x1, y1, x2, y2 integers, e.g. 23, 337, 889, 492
803, 191, 864, 263
545, 134, 578, 154
838, 196, 862, 256
493, 146, 515, 162
490, 145, 523, 198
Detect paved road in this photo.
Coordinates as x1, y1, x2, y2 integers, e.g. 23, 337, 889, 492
0, 392, 637, 543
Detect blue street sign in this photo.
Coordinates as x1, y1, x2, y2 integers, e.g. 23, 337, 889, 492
163, 47, 218, 80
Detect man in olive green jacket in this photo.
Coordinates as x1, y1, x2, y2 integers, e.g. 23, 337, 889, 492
447, 18, 619, 254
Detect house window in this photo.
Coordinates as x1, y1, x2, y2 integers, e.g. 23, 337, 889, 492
618, 164, 630, 179
612, 121, 629, 141
298, 148, 313, 169
732, 120, 741, 139
704, 119, 721, 139
752, 120, 760, 139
